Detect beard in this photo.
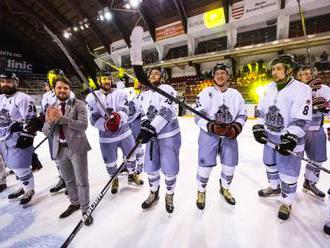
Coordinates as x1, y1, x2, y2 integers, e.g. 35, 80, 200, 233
1, 86, 17, 96
56, 93, 69, 101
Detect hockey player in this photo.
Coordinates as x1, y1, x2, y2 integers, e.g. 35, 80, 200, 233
121, 81, 145, 174
85, 70, 143, 194
41, 69, 74, 194
0, 72, 37, 205
252, 54, 312, 220
130, 26, 181, 213
194, 63, 247, 209
296, 65, 329, 199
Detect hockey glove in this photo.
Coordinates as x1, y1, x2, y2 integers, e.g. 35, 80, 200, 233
312, 97, 329, 113
25, 116, 45, 133
10, 122, 23, 133
309, 78, 322, 91
225, 122, 243, 139
207, 121, 228, 136
275, 133, 298, 156
130, 26, 143, 65
252, 124, 267, 144
104, 112, 121, 132
137, 120, 156, 144
16, 131, 35, 149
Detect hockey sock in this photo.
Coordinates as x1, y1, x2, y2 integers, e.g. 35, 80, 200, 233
280, 174, 298, 205
148, 171, 160, 192
196, 166, 212, 192
265, 163, 280, 189
165, 175, 176, 194
220, 164, 235, 189
15, 168, 34, 191
304, 161, 322, 183
136, 145, 144, 165
106, 162, 117, 177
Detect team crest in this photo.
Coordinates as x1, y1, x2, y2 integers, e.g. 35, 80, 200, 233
215, 104, 232, 123
146, 105, 158, 121
265, 105, 284, 132
0, 109, 12, 127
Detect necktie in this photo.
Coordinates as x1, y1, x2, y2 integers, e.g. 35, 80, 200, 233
59, 102, 65, 140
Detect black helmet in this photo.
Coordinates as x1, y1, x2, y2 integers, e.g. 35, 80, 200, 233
96, 70, 112, 85
47, 69, 65, 87
0, 72, 19, 81
147, 66, 168, 83
270, 54, 296, 69
212, 63, 230, 77
298, 64, 318, 77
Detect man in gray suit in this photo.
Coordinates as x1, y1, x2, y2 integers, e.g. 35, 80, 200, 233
43, 77, 93, 225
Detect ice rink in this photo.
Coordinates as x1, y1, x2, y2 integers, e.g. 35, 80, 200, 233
0, 118, 330, 248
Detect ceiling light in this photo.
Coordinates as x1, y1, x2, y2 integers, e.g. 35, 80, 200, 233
125, 3, 131, 9
129, 0, 141, 8
63, 30, 71, 39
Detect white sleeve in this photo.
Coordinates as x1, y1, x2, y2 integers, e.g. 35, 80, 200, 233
150, 85, 177, 133
256, 87, 267, 125
194, 89, 211, 132
287, 86, 312, 137
117, 91, 129, 124
17, 95, 37, 124
85, 93, 106, 131
235, 93, 247, 127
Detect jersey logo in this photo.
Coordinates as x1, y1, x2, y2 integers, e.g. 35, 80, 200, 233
265, 105, 284, 132
128, 101, 136, 116
0, 109, 12, 127
215, 104, 233, 123
146, 105, 157, 121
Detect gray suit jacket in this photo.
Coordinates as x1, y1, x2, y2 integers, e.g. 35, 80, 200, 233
42, 98, 91, 159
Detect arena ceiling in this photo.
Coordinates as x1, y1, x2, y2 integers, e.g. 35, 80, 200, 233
0, 0, 227, 77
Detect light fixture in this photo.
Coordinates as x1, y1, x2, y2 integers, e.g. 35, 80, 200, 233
125, 3, 131, 9
104, 7, 112, 20
129, 0, 142, 8
63, 29, 72, 39
98, 10, 104, 21
73, 26, 78, 32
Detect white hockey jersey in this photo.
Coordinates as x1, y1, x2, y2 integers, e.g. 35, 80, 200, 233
140, 84, 180, 139
85, 89, 131, 143
195, 87, 247, 133
41, 90, 75, 113
309, 84, 330, 130
256, 78, 312, 152
0, 92, 37, 141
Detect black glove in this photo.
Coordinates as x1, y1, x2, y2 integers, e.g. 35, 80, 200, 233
275, 133, 298, 156
137, 120, 156, 144
252, 124, 267, 144
312, 97, 329, 113
10, 122, 23, 133
16, 131, 35, 149
25, 116, 45, 133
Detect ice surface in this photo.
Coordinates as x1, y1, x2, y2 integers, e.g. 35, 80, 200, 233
0, 118, 329, 248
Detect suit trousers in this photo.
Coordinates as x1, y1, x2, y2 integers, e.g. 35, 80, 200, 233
56, 146, 90, 210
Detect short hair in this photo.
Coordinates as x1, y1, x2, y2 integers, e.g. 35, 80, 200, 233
53, 77, 71, 88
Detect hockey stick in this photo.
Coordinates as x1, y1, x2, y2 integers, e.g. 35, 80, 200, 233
33, 136, 48, 151
60, 141, 140, 248
87, 49, 213, 122
43, 25, 111, 119
262, 137, 330, 174
296, 0, 313, 68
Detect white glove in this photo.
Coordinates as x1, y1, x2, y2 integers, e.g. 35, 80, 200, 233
130, 26, 144, 65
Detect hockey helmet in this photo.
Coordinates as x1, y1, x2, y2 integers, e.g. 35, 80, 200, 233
47, 69, 65, 87
212, 63, 230, 77
270, 54, 296, 71
96, 70, 112, 85
0, 72, 19, 82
